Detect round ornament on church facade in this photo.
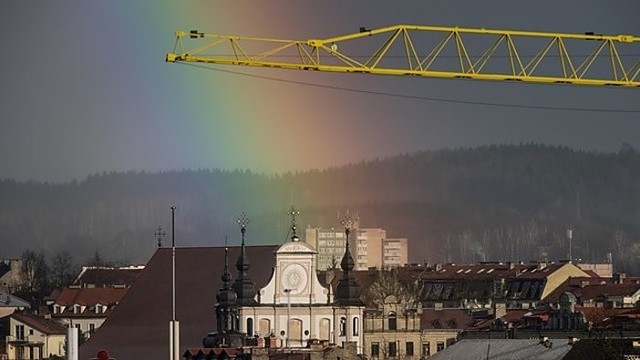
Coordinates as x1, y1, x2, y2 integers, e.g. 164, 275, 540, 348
281, 263, 308, 295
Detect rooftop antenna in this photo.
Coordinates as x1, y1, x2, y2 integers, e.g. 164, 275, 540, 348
567, 228, 573, 263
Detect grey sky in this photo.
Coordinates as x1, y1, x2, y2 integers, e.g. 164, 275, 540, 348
1, 1, 639, 182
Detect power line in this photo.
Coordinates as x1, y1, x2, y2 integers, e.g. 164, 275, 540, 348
176, 62, 640, 113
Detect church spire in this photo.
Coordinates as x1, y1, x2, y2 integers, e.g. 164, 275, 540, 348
203, 247, 245, 348
215, 248, 237, 331
232, 212, 257, 306
335, 211, 362, 305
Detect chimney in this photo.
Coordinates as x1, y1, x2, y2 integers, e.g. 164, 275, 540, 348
613, 273, 626, 284
493, 299, 507, 319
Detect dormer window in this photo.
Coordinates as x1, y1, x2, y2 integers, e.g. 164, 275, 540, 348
53, 305, 60, 314
388, 312, 397, 331
74, 305, 81, 314
96, 304, 104, 314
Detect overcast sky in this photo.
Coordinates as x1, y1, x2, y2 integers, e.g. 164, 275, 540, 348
1, 1, 639, 183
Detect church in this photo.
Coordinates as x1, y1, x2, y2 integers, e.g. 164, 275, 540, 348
200, 210, 365, 353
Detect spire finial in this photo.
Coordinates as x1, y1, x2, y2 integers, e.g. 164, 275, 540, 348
340, 211, 359, 241
154, 227, 166, 248
237, 212, 250, 244
222, 246, 231, 284
288, 205, 300, 241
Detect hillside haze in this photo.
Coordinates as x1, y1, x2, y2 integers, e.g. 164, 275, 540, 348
1, 144, 638, 273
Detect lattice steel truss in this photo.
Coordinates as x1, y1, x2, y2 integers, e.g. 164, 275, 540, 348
167, 24, 640, 87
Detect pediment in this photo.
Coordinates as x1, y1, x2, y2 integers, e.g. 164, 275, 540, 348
276, 241, 317, 254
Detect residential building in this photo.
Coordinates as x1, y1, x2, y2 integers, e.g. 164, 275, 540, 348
305, 227, 408, 270
0, 259, 23, 294
577, 263, 613, 278
4, 312, 66, 359
51, 287, 127, 338
417, 261, 591, 310
0, 293, 30, 318
363, 295, 423, 360
420, 309, 475, 357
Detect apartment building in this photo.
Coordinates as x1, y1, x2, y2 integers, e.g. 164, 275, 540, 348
305, 227, 408, 271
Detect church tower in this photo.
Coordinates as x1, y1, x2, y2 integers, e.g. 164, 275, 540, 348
335, 213, 363, 306
203, 247, 245, 348
232, 212, 258, 306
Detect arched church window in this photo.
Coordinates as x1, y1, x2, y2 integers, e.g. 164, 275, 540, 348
388, 312, 397, 331
353, 317, 359, 336
247, 318, 254, 336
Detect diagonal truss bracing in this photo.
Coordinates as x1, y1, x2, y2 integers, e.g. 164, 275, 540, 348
166, 24, 640, 87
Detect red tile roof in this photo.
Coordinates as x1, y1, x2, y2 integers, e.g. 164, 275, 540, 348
420, 308, 475, 330
79, 245, 279, 360
55, 287, 128, 307
546, 277, 640, 304
12, 312, 67, 335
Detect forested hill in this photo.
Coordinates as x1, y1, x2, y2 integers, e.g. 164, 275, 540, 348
1, 144, 639, 273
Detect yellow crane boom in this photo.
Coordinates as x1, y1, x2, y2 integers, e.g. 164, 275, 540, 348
166, 24, 640, 87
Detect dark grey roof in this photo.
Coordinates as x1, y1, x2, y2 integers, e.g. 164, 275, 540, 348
430, 339, 572, 360
0, 293, 31, 308
78, 245, 278, 360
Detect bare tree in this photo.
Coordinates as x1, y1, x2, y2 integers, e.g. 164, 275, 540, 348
21, 249, 48, 294
50, 250, 77, 288
361, 269, 422, 309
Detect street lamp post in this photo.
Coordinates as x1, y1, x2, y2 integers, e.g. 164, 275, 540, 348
169, 206, 179, 360
283, 288, 292, 348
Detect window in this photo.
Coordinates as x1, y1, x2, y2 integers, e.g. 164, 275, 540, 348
247, 318, 254, 336
29, 329, 34, 336
352, 317, 359, 336
15, 325, 25, 340
422, 343, 430, 357
371, 342, 379, 358
436, 341, 445, 352
74, 305, 81, 314
96, 304, 104, 314
339, 317, 346, 336
406, 342, 414, 356
389, 342, 397, 357
89, 323, 96, 333
388, 312, 397, 330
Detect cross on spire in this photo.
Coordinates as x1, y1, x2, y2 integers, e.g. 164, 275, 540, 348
154, 227, 166, 247
237, 212, 250, 240
288, 205, 300, 241
340, 211, 359, 238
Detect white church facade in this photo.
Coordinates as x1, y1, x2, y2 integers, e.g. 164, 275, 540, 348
227, 211, 365, 352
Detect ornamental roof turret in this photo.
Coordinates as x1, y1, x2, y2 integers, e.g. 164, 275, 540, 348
203, 247, 245, 348
231, 212, 258, 306
335, 212, 363, 306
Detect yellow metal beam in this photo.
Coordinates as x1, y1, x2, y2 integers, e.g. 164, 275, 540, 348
166, 25, 640, 87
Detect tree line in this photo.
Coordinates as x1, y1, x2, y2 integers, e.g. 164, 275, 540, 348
0, 144, 638, 273
11, 249, 121, 301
